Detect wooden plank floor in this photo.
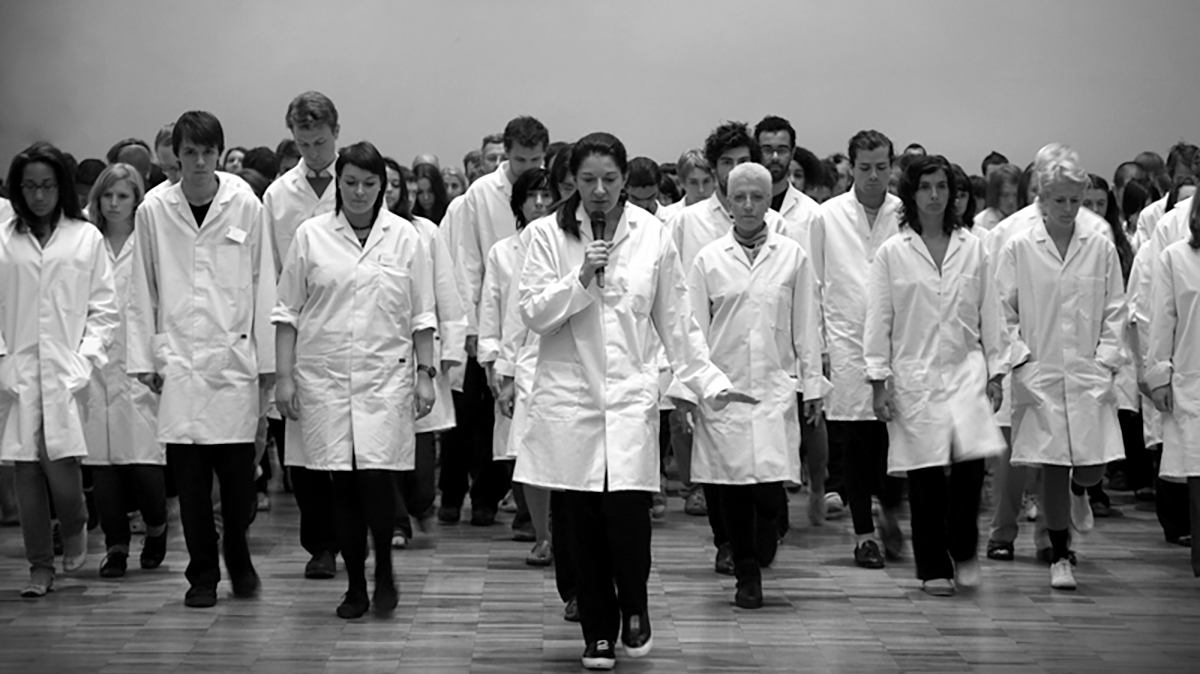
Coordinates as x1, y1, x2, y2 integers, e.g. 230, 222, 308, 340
1, 482, 1197, 673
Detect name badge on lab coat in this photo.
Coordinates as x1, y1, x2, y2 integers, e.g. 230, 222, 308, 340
226, 227, 247, 244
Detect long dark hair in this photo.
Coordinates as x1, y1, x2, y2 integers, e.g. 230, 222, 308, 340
1189, 192, 1200, 250
898, 155, 960, 235
1088, 174, 1134, 284
383, 157, 410, 218
411, 162, 450, 224
951, 163, 976, 225
556, 132, 628, 240
335, 141, 387, 223
6, 141, 83, 235
510, 168, 559, 229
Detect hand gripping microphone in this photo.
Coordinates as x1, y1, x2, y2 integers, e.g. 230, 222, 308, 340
589, 210, 607, 288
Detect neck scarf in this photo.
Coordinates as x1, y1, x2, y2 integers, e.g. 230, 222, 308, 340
733, 222, 769, 264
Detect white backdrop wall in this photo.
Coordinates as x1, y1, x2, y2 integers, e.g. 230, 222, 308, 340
1, 0, 1198, 179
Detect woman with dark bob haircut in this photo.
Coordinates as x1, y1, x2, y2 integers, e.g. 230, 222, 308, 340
865, 154, 1006, 597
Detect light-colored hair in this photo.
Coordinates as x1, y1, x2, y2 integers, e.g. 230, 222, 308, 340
727, 162, 772, 195
87, 163, 145, 233
1034, 143, 1088, 193
677, 148, 712, 180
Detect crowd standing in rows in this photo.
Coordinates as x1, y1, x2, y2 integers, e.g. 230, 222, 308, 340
1, 90, 1198, 671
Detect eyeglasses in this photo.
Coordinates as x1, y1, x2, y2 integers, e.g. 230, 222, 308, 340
21, 182, 58, 194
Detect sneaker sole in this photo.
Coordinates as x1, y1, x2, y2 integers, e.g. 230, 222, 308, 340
623, 635, 653, 659
582, 656, 616, 670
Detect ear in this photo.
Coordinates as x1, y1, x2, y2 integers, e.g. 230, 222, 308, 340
332, 125, 341, 140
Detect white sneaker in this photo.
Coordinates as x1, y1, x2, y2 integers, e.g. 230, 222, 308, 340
1050, 559, 1076, 590
1023, 493, 1039, 522
954, 557, 982, 588
498, 490, 518, 513
824, 492, 844, 514
62, 528, 88, 572
1070, 491, 1094, 534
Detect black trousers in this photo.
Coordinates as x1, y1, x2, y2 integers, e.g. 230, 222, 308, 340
167, 443, 256, 588
1118, 410, 1154, 491
561, 490, 651, 644
331, 466, 395, 593
438, 358, 509, 511
1158, 476, 1192, 541
715, 482, 783, 583
394, 432, 437, 538
291, 464, 338, 557
907, 460, 985, 581
551, 490, 577, 603
828, 420, 904, 535
92, 464, 167, 552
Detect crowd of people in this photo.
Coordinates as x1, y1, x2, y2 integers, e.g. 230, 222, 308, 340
1, 89, 1198, 671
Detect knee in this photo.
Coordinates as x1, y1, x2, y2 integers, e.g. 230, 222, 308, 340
1071, 466, 1105, 489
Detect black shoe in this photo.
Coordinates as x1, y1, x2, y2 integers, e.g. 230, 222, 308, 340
184, 585, 217, 608
563, 596, 581, 622
470, 507, 497, 526
437, 505, 461, 524
140, 529, 167, 570
336, 590, 370, 619
621, 610, 652, 658
581, 640, 616, 670
1035, 547, 1077, 566
734, 577, 764, 609
714, 543, 734, 576
305, 550, 336, 579
986, 539, 1014, 561
373, 579, 398, 614
231, 571, 260, 598
100, 551, 128, 578
854, 540, 885, 569
1166, 534, 1193, 547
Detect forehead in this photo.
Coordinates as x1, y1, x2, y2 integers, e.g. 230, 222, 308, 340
23, 162, 55, 178
758, 130, 791, 146
1042, 182, 1085, 197
179, 139, 218, 152
728, 175, 768, 193
720, 146, 752, 161
918, 169, 948, 183
340, 164, 378, 180
855, 147, 890, 165
293, 125, 334, 141
627, 184, 658, 194
509, 142, 545, 156
482, 142, 505, 154
577, 154, 621, 174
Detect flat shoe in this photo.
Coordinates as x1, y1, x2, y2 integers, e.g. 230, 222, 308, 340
923, 578, 956, 597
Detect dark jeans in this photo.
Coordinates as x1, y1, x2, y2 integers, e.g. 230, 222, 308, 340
561, 490, 652, 644
93, 464, 167, 552
827, 420, 904, 535
331, 467, 395, 593
439, 358, 509, 511
907, 460, 985, 581
551, 490, 576, 603
394, 432, 437, 538
715, 482, 783, 583
167, 443, 256, 589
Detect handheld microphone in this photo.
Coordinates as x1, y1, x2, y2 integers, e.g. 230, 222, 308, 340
589, 210, 607, 288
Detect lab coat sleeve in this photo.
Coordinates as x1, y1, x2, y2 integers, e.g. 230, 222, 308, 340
862, 244, 894, 382
126, 203, 159, 375
653, 234, 731, 404
438, 208, 477, 337
477, 247, 504, 365
1133, 244, 1154, 365
251, 203, 276, 374
263, 189, 284, 276
1145, 249, 1177, 390
794, 249, 831, 399
78, 234, 119, 368
665, 256, 711, 406
1095, 244, 1129, 372
995, 240, 1031, 368
430, 227, 467, 367
458, 191, 486, 331
519, 224, 595, 336
270, 224, 308, 327
496, 268, 526, 378
808, 213, 828, 354
409, 235, 438, 335
978, 248, 1007, 379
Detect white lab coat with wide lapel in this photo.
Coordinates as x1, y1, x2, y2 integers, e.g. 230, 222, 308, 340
84, 237, 162, 465
996, 217, 1127, 467
126, 177, 275, 444
272, 209, 437, 471
981, 206, 1040, 427
478, 232, 522, 459
517, 203, 732, 492
811, 190, 902, 420
776, 184, 822, 257
1147, 240, 1200, 477
411, 216, 466, 434
496, 227, 538, 460
686, 230, 825, 484
864, 228, 1005, 474
0, 217, 118, 461
263, 157, 337, 274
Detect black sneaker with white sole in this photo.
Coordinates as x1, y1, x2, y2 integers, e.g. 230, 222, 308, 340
621, 611, 653, 658
582, 640, 616, 670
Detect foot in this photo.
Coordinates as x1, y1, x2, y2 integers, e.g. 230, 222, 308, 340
684, 488, 707, 516
231, 571, 261, 598
824, 491, 845, 514
470, 507, 497, 526
100, 551, 128, 578
525, 540, 553, 567
581, 640, 616, 670
734, 577, 764, 609
714, 542, 734, 576
20, 569, 55, 598
854, 540, 885, 569
1070, 491, 1094, 533
256, 493, 271, 512
986, 539, 1014, 561
498, 490, 518, 513
373, 579, 398, 614
415, 507, 437, 534
922, 578, 956, 597
1134, 486, 1156, 502
141, 528, 167, 569
1036, 547, 1077, 566
184, 584, 217, 608
1166, 534, 1192, 547
305, 550, 337, 579
62, 528, 88, 572
1023, 493, 1039, 522
621, 611, 653, 658
511, 527, 536, 543
336, 590, 370, 619
437, 505, 462, 524
1090, 500, 1119, 518
391, 532, 409, 549
807, 489, 826, 526
1050, 558, 1076, 590
954, 557, 982, 588
651, 491, 667, 520
878, 508, 905, 561
563, 596, 581, 622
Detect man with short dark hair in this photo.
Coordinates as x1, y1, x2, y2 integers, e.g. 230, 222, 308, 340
154, 124, 180, 186
981, 151, 1009, 177
626, 157, 663, 217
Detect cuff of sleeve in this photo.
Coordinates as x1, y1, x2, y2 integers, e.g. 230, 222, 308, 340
1096, 345, 1126, 372
79, 337, 107, 369
700, 371, 734, 406
411, 311, 438, 334
864, 365, 892, 382
477, 338, 500, 364
269, 305, 300, 327
495, 360, 515, 377
1010, 341, 1032, 369
1144, 363, 1173, 391
803, 375, 834, 400
666, 377, 697, 405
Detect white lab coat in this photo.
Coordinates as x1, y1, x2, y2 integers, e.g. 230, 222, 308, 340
810, 190, 902, 420
263, 158, 336, 274
126, 178, 275, 445
437, 194, 478, 391
497, 228, 539, 461
516, 204, 732, 492
775, 184, 823, 257
272, 210, 437, 471
411, 216, 467, 434
478, 232, 523, 460
0, 217, 118, 461
1134, 195, 1170, 249
0, 198, 12, 225
973, 208, 1003, 232
996, 218, 1127, 467
84, 238, 162, 465
1147, 240, 1200, 478
450, 162, 517, 328
864, 228, 1006, 474
685, 230, 825, 484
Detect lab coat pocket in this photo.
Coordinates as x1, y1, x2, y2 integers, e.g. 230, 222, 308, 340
214, 243, 248, 289
54, 265, 88, 318
64, 350, 93, 395
529, 360, 585, 420
1011, 361, 1042, 408
893, 360, 930, 420
1084, 359, 1117, 407
375, 267, 412, 322
226, 333, 258, 379
151, 333, 173, 375
1075, 276, 1104, 322
1171, 372, 1200, 424
956, 275, 981, 326
0, 356, 16, 397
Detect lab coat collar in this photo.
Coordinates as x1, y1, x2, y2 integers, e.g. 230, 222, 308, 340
164, 175, 239, 229
720, 226, 781, 270
899, 226, 969, 271
779, 184, 804, 217
1032, 215, 1090, 265
292, 156, 338, 199
496, 161, 514, 196
298, 156, 336, 180
333, 208, 393, 255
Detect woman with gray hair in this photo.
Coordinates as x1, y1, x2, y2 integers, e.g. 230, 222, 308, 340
994, 146, 1128, 590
